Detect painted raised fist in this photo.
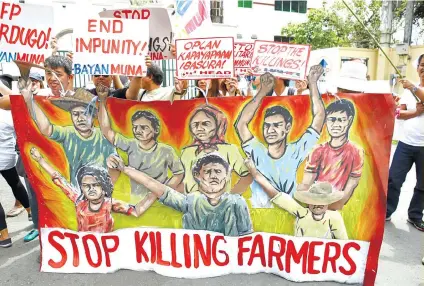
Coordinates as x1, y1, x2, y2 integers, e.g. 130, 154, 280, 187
259, 72, 275, 94
307, 65, 324, 83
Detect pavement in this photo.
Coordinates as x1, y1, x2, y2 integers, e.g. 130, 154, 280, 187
0, 145, 422, 286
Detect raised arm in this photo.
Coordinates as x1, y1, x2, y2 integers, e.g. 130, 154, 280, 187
97, 85, 116, 144
112, 75, 124, 89
400, 79, 424, 102
125, 56, 152, 100
235, 73, 275, 143
30, 147, 58, 177
307, 65, 326, 133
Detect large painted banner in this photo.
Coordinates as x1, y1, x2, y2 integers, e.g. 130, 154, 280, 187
11, 75, 394, 285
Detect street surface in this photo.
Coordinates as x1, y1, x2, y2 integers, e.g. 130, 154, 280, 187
0, 145, 422, 286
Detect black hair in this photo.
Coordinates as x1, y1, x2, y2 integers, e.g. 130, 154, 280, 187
76, 165, 113, 198
131, 110, 161, 139
44, 55, 72, 76
192, 154, 230, 178
326, 99, 355, 118
0, 76, 12, 91
264, 106, 293, 125
146, 65, 164, 86
418, 54, 424, 68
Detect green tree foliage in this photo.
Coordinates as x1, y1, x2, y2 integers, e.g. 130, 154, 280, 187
281, 0, 382, 50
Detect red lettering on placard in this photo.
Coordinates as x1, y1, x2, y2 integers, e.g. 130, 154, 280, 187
64, 232, 80, 267
237, 236, 252, 266
0, 2, 22, 20
212, 236, 229, 266
248, 235, 266, 267
82, 235, 102, 268
307, 241, 324, 274
268, 236, 286, 271
112, 9, 150, 19
134, 231, 149, 263
156, 232, 171, 266
339, 242, 360, 275
183, 234, 192, 268
47, 231, 67, 268
87, 19, 123, 34
0, 24, 51, 49
101, 235, 120, 267
286, 241, 309, 274
322, 242, 341, 273
185, 0, 208, 34
193, 234, 212, 268
170, 233, 182, 268
149, 231, 157, 264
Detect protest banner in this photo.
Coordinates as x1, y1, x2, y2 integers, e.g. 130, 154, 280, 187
99, 8, 173, 60
0, 1, 53, 65
176, 37, 234, 79
173, 0, 212, 39
72, 16, 149, 76
11, 79, 394, 284
234, 42, 254, 76
251, 41, 311, 80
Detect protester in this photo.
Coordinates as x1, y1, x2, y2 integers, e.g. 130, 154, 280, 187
220, 78, 242, 96
245, 71, 297, 96
137, 64, 176, 101
195, 79, 221, 98
386, 54, 424, 232
0, 200, 12, 248
29, 72, 44, 94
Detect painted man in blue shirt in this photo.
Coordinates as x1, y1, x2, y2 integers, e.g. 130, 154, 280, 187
235, 67, 325, 208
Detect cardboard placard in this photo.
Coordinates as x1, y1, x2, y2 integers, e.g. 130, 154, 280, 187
251, 41, 311, 80
99, 8, 173, 60
0, 1, 53, 65
176, 37, 234, 79
234, 42, 254, 76
173, 0, 212, 39
72, 17, 149, 76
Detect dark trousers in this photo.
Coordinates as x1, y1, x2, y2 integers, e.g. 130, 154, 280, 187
0, 202, 6, 230
0, 167, 30, 209
387, 141, 424, 221
24, 178, 39, 229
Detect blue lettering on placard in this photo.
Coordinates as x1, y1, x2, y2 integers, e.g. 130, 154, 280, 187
73, 64, 110, 75
0, 52, 16, 62
176, 0, 192, 16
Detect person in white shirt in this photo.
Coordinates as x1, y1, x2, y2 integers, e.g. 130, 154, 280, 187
138, 64, 175, 102
386, 54, 424, 232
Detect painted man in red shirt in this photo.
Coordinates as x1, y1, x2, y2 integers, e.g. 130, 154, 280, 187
30, 147, 143, 233
301, 99, 364, 210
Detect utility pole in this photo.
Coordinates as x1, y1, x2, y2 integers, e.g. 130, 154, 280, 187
380, 0, 393, 47
404, 0, 415, 45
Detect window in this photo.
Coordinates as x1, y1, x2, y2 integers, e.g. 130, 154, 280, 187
238, 0, 252, 8
211, 0, 224, 24
275, 0, 307, 13
274, 35, 293, 43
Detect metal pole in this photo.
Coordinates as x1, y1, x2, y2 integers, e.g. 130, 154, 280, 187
403, 0, 415, 45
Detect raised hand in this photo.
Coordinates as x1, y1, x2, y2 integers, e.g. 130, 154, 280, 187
30, 147, 42, 162
399, 79, 415, 91
107, 154, 125, 171
18, 77, 33, 103
259, 72, 275, 95
307, 65, 324, 83
170, 44, 176, 57
244, 157, 258, 176
145, 55, 152, 67
96, 84, 109, 101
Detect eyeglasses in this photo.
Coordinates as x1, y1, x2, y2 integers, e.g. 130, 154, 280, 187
94, 75, 110, 78
326, 117, 348, 123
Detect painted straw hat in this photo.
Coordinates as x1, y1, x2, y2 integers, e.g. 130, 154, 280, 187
50, 88, 97, 113
294, 182, 343, 205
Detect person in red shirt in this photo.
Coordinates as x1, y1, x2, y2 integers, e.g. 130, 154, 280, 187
301, 99, 364, 210
30, 147, 143, 233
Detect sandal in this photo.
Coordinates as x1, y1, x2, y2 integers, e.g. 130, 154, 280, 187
6, 206, 25, 217
24, 229, 39, 242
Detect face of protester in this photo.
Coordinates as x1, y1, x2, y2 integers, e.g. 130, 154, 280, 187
418, 57, 424, 80
31, 79, 42, 93
45, 67, 72, 96
197, 79, 211, 91
81, 175, 104, 201
326, 111, 353, 138
70, 106, 94, 134
195, 162, 228, 203
141, 75, 154, 90
263, 114, 290, 145
132, 117, 157, 143
190, 111, 217, 143
92, 75, 112, 89
308, 204, 328, 220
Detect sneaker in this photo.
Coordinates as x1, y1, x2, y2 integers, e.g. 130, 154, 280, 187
0, 238, 12, 248
6, 206, 25, 217
385, 216, 391, 221
24, 229, 39, 242
407, 218, 424, 232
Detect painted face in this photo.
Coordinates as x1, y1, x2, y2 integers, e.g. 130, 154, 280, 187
81, 175, 104, 201
70, 106, 94, 134
195, 162, 228, 200
263, 114, 290, 145
197, 79, 211, 91
417, 57, 424, 79
190, 111, 217, 143
45, 67, 71, 96
326, 111, 352, 138
92, 75, 112, 89
308, 204, 328, 218
132, 117, 156, 142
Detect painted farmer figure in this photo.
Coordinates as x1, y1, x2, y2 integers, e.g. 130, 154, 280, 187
235, 67, 326, 208
386, 54, 424, 231
30, 148, 144, 233
302, 99, 364, 210
98, 88, 184, 204
22, 88, 115, 188
108, 153, 253, 237
246, 158, 347, 240
181, 104, 251, 194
